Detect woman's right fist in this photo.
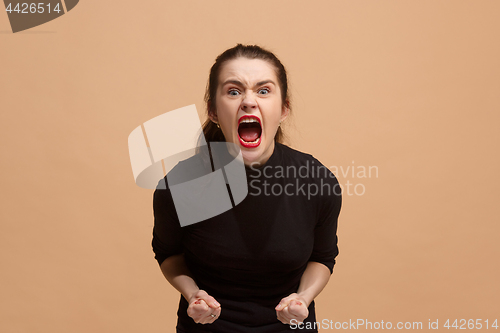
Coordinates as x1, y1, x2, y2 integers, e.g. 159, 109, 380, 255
186, 290, 221, 324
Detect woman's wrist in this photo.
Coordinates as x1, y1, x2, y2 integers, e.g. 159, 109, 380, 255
160, 254, 201, 303
171, 274, 200, 302
296, 291, 313, 308
183, 286, 201, 302
295, 261, 332, 308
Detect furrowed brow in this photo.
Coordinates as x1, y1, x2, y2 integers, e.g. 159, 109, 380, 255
255, 80, 276, 87
221, 80, 276, 88
222, 80, 243, 87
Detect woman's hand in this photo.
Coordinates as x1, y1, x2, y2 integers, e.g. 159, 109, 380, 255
186, 290, 221, 324
275, 293, 309, 325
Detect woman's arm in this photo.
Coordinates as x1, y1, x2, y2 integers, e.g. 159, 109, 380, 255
159, 253, 200, 302
160, 253, 222, 324
275, 261, 332, 324
153, 181, 221, 324
297, 261, 331, 307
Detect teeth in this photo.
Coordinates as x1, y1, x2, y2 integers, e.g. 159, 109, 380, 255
240, 118, 259, 124
241, 136, 261, 144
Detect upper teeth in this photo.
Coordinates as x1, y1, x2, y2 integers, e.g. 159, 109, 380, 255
240, 118, 259, 124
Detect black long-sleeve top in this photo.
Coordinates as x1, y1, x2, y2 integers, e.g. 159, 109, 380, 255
152, 142, 342, 332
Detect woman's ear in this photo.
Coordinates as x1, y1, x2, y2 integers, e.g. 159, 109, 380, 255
208, 112, 218, 124
207, 101, 218, 123
281, 100, 290, 122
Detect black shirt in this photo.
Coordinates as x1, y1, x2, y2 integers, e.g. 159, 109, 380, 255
152, 142, 342, 332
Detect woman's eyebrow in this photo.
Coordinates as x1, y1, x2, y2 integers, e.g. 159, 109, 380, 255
255, 80, 276, 87
221, 79, 276, 88
222, 80, 243, 87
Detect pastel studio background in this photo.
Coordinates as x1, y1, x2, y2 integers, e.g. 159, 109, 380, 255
1, 1, 499, 332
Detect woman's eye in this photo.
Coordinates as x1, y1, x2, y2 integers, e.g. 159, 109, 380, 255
258, 88, 270, 95
228, 89, 240, 96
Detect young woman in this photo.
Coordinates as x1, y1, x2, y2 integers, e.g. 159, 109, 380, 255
152, 44, 342, 332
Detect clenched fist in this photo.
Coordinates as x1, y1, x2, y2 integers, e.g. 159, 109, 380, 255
275, 293, 309, 325
186, 290, 221, 324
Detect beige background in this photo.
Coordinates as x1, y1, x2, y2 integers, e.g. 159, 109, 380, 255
1, 0, 499, 332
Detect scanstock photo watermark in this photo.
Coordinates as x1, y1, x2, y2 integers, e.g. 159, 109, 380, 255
290, 318, 499, 330
248, 160, 378, 199
3, 0, 79, 33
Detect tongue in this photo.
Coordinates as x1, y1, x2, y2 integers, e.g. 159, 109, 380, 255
239, 127, 260, 142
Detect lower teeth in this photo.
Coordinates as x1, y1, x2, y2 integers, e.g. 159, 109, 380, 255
243, 137, 260, 144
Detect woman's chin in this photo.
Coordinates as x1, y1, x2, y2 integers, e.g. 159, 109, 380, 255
239, 137, 274, 167
239, 144, 261, 167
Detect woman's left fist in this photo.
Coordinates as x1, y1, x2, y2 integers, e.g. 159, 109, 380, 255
275, 293, 309, 325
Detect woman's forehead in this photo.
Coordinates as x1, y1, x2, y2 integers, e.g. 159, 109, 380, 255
219, 58, 278, 84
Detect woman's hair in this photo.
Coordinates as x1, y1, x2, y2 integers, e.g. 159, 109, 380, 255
201, 44, 291, 144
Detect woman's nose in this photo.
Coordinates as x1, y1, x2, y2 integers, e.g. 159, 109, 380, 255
241, 94, 257, 111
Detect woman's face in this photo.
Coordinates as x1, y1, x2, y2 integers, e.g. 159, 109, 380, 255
211, 57, 289, 167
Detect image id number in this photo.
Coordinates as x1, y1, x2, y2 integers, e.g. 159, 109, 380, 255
444, 319, 498, 330
5, 3, 62, 14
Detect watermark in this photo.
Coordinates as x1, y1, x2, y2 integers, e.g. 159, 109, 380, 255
290, 318, 499, 330
249, 177, 342, 200
290, 319, 423, 330
3, 1, 79, 33
128, 105, 249, 227
248, 160, 378, 198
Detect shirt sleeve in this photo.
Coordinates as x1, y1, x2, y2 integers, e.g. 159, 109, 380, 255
308, 163, 342, 274
151, 178, 184, 266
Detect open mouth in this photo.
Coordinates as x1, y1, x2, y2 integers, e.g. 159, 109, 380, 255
237, 115, 262, 148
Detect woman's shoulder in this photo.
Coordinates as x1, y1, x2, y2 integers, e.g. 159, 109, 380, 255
277, 142, 310, 157
277, 143, 342, 209
155, 151, 212, 191
277, 143, 338, 179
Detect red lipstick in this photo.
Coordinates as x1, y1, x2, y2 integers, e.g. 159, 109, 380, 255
237, 115, 262, 148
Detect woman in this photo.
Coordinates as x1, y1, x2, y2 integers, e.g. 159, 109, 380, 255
152, 44, 342, 332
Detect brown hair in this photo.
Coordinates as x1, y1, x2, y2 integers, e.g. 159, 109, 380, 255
201, 44, 291, 144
